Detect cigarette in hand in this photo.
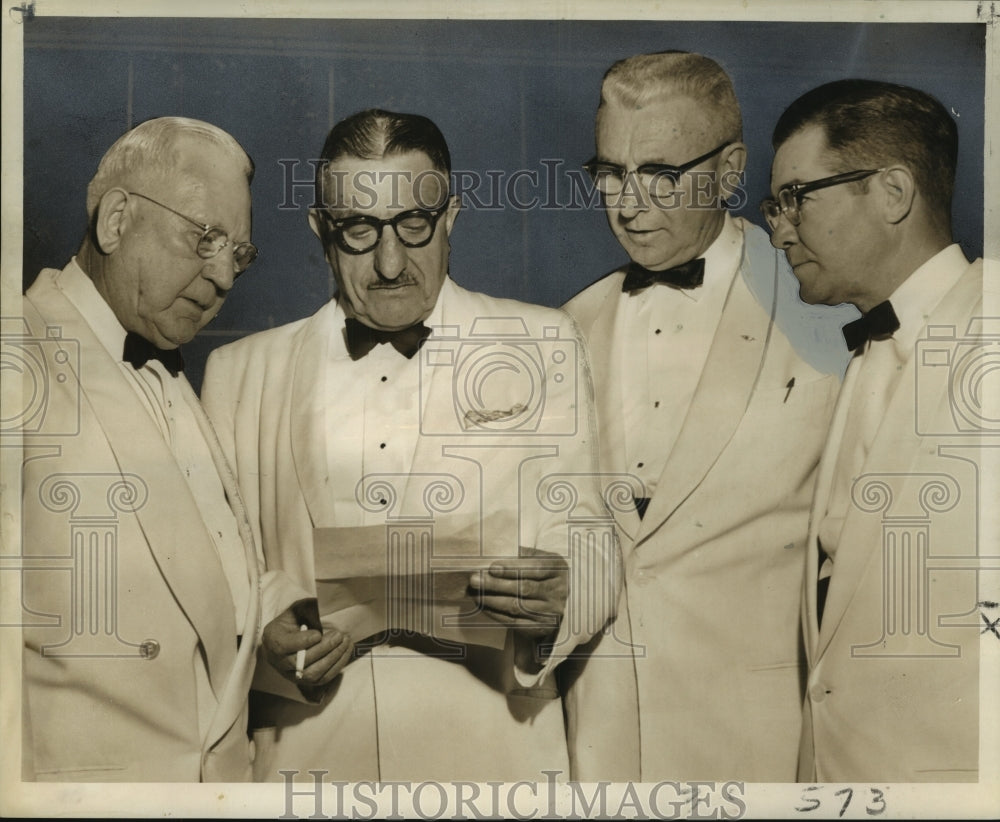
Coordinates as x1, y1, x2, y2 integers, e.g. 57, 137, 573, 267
294, 624, 307, 680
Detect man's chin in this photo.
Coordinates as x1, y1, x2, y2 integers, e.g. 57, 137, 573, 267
795, 284, 828, 307
152, 323, 200, 349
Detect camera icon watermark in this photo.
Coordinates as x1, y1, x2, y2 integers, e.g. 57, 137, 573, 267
418, 317, 578, 436
0, 316, 80, 437
915, 317, 1000, 435
848, 316, 1000, 658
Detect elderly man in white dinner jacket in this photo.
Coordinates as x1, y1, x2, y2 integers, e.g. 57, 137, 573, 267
561, 51, 856, 782
17, 116, 312, 782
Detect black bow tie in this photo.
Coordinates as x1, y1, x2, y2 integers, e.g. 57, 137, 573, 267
122, 331, 184, 377
621, 257, 705, 293
841, 300, 900, 353
344, 317, 431, 361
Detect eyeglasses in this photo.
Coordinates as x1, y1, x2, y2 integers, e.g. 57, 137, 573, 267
760, 168, 885, 230
583, 142, 732, 201
127, 191, 258, 275
317, 207, 448, 255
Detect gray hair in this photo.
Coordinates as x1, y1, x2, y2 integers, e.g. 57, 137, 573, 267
598, 51, 743, 143
85, 116, 254, 216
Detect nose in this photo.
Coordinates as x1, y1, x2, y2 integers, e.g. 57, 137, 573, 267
768, 214, 798, 250
373, 225, 407, 280
612, 172, 651, 219
201, 246, 237, 292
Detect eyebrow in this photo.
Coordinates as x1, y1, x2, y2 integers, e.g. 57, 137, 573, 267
594, 156, 686, 168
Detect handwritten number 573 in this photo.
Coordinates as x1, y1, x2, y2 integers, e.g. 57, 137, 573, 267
796, 786, 886, 816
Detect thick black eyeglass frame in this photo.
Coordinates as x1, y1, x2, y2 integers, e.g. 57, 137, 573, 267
317, 207, 448, 255
583, 141, 732, 190
759, 168, 885, 229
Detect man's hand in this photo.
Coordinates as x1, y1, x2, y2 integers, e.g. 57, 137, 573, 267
469, 547, 569, 640
261, 607, 354, 688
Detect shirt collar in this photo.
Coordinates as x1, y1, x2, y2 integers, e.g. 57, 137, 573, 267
56, 257, 130, 363
699, 212, 743, 289
886, 243, 969, 359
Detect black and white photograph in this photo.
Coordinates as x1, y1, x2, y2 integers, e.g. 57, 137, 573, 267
1, 0, 997, 818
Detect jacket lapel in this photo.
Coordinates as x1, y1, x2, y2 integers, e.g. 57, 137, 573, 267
289, 301, 340, 525
179, 377, 262, 752
635, 223, 773, 546
25, 272, 238, 694
584, 275, 643, 542
802, 354, 863, 664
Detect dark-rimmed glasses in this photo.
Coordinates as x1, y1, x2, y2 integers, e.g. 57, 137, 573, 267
317, 207, 448, 255
760, 168, 885, 230
127, 191, 258, 275
583, 142, 732, 200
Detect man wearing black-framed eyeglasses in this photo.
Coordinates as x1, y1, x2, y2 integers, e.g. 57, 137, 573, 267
768, 79, 991, 784
562, 50, 856, 783
19, 116, 320, 782
201, 108, 616, 782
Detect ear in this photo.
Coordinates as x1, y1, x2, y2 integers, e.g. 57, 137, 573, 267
717, 142, 747, 205
443, 194, 461, 236
307, 208, 324, 240
92, 188, 130, 254
719, 141, 748, 176
879, 165, 916, 224
308, 209, 341, 275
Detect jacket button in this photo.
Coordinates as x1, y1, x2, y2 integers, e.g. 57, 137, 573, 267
139, 639, 160, 660
810, 683, 830, 702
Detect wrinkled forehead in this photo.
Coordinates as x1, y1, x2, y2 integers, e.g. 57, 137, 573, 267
319, 151, 449, 215
169, 139, 252, 207
595, 95, 720, 160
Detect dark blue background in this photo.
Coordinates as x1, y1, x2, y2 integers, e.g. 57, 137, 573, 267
23, 18, 986, 388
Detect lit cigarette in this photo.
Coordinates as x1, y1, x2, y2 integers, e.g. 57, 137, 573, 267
294, 624, 307, 680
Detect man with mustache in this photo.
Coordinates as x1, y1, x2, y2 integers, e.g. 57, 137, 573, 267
202, 108, 617, 781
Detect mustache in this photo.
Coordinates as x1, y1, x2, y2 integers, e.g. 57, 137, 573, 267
367, 272, 417, 289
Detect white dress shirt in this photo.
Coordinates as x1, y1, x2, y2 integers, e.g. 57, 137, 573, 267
621, 214, 744, 496
324, 297, 445, 524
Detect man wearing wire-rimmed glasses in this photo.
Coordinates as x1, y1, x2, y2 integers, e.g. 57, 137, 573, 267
18, 116, 317, 781
562, 51, 856, 782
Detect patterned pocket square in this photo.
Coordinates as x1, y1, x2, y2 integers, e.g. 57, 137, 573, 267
462, 402, 527, 428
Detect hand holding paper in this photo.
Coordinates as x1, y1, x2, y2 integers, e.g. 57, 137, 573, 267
469, 546, 569, 640
262, 602, 354, 688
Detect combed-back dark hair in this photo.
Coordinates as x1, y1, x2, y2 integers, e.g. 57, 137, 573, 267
772, 79, 957, 228
315, 108, 451, 202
